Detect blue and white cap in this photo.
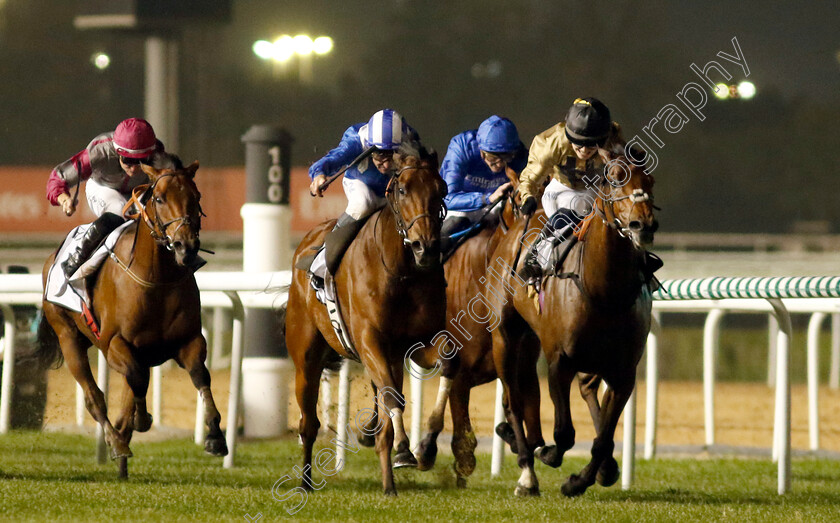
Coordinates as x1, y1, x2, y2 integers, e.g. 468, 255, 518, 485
359, 109, 407, 150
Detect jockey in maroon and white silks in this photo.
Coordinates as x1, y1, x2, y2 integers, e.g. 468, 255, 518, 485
48, 118, 180, 277
47, 120, 177, 217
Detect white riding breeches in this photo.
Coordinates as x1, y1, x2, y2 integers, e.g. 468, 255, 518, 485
541, 178, 596, 219
343, 177, 387, 220
85, 177, 129, 217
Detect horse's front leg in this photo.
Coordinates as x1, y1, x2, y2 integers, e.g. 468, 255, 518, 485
417, 352, 459, 471
362, 336, 415, 496
536, 354, 575, 469
448, 373, 477, 487
492, 322, 539, 497
577, 372, 620, 487
561, 378, 634, 497
176, 335, 228, 457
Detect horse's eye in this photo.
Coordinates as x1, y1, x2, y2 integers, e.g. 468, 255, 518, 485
155, 196, 163, 204
399, 187, 406, 195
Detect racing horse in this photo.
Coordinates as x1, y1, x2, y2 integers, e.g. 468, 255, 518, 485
281, 145, 448, 496
413, 169, 611, 488
35, 162, 227, 478
490, 144, 657, 496
413, 167, 534, 485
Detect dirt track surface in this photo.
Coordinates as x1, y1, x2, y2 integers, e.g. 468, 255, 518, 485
44, 366, 840, 452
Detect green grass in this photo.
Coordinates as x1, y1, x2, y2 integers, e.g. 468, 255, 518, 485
1, 432, 839, 522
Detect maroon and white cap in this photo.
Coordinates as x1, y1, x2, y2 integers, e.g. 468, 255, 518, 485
113, 118, 157, 158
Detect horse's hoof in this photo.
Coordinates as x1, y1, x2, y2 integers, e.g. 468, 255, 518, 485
110, 444, 133, 460
535, 445, 563, 468
495, 422, 518, 453
456, 476, 468, 489
514, 484, 540, 497
561, 474, 588, 498
205, 437, 229, 457
357, 432, 376, 448
383, 487, 398, 497
416, 438, 438, 471
393, 449, 418, 469
134, 412, 153, 433
596, 457, 620, 487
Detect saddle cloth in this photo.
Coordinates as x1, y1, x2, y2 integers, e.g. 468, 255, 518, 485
44, 221, 133, 313
305, 249, 359, 361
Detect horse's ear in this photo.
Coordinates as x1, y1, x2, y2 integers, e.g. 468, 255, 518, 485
597, 147, 614, 164
185, 161, 199, 179
141, 163, 161, 181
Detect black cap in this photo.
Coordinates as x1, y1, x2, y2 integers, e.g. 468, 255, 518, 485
564, 97, 611, 146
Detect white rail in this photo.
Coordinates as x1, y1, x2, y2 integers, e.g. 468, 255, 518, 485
0, 271, 291, 471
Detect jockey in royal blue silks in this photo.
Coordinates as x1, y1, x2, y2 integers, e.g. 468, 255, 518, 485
439, 115, 527, 251
306, 109, 420, 277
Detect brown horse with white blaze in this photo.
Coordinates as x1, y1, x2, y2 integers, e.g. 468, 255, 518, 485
490, 144, 658, 497
282, 147, 448, 496
35, 162, 227, 478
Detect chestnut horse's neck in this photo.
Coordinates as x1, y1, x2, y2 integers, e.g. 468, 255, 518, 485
579, 200, 644, 305
125, 216, 187, 283
374, 204, 414, 279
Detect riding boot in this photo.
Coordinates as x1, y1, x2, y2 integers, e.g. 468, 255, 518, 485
643, 251, 664, 292
518, 209, 580, 285
439, 216, 471, 259
62, 212, 126, 278
324, 213, 366, 276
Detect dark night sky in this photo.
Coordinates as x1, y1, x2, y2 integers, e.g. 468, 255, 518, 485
1, 0, 838, 232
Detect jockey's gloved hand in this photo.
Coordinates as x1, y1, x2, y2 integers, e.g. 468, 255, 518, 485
520, 196, 537, 216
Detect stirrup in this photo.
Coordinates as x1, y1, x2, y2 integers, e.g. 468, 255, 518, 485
517, 251, 542, 284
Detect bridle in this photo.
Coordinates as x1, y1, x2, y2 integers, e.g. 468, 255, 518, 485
592, 166, 656, 243
384, 165, 445, 246
124, 173, 203, 252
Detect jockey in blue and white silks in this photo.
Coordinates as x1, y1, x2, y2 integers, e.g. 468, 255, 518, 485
439, 115, 527, 244
308, 109, 420, 276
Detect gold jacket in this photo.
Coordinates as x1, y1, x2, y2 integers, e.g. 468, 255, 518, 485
518, 121, 622, 201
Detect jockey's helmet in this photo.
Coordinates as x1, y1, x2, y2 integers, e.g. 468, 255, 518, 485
360, 109, 407, 151
564, 98, 611, 147
114, 118, 157, 158
477, 115, 520, 153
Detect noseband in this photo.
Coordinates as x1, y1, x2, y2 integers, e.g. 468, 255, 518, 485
384, 165, 445, 245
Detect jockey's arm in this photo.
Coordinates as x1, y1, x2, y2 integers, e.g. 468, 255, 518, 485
308, 125, 365, 196
441, 134, 492, 211
519, 129, 561, 202
46, 147, 92, 211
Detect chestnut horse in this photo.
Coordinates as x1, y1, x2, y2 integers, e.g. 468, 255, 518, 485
282, 147, 448, 496
35, 162, 227, 477
414, 171, 609, 488
413, 169, 529, 485
490, 145, 657, 497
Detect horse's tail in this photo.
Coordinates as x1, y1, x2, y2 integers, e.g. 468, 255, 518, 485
33, 311, 64, 369
275, 283, 291, 340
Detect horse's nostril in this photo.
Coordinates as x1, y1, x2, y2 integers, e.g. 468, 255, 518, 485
629, 221, 643, 231
411, 240, 422, 252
